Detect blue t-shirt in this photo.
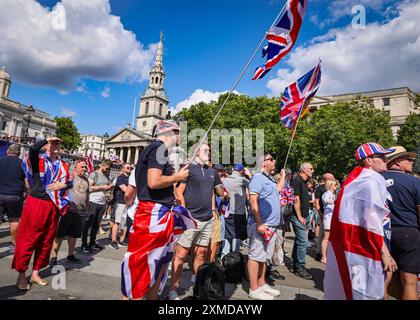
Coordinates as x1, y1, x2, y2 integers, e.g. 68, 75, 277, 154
248, 172, 281, 227
381, 170, 420, 228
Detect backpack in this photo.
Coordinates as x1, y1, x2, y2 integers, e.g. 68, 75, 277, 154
222, 251, 245, 283
193, 263, 225, 300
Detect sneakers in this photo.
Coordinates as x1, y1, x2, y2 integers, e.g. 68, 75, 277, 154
66, 255, 82, 264
168, 290, 180, 300
109, 241, 119, 250
248, 288, 274, 300
268, 269, 285, 281
90, 244, 104, 251
49, 257, 58, 266
119, 241, 128, 247
99, 228, 106, 235
260, 284, 280, 297
81, 246, 93, 254
294, 267, 313, 280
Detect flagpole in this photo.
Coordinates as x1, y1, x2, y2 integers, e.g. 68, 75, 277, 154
189, 1, 288, 164
132, 97, 137, 129
283, 104, 304, 169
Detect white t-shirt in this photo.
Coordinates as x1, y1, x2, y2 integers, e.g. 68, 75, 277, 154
127, 169, 138, 220
322, 190, 335, 217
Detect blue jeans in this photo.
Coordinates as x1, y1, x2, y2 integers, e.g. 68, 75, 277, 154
289, 214, 310, 269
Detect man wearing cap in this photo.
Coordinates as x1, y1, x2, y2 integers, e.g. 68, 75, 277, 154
324, 142, 398, 300
121, 120, 192, 300
221, 163, 249, 256
13, 137, 73, 290
381, 146, 420, 300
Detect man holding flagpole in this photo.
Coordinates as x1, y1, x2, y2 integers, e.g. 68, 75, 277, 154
324, 142, 398, 300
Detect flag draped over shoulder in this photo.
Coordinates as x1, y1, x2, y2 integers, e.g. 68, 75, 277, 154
324, 167, 391, 300
22, 153, 72, 210
85, 153, 94, 175
121, 201, 197, 299
280, 62, 321, 129
252, 0, 307, 80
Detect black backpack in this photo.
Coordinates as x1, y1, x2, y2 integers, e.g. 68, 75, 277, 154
222, 251, 245, 283
193, 263, 225, 300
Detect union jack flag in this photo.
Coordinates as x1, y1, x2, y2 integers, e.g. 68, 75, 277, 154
280, 62, 322, 129
85, 152, 94, 175
22, 153, 72, 211
252, 0, 307, 80
121, 201, 197, 299
280, 185, 296, 207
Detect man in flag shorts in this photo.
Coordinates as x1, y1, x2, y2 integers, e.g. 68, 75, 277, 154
13, 137, 73, 290
121, 120, 193, 300
324, 142, 398, 300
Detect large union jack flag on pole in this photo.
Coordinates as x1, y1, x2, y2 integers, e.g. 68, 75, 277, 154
280, 62, 322, 129
252, 0, 307, 80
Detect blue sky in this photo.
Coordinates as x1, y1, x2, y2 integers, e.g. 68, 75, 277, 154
1, 0, 418, 135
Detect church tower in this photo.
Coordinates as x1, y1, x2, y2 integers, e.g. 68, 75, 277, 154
137, 32, 169, 135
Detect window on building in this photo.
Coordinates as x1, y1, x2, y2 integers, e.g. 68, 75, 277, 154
1, 121, 7, 131
145, 102, 149, 114
160, 78, 162, 85
159, 103, 163, 115
155, 77, 159, 84
383, 98, 390, 107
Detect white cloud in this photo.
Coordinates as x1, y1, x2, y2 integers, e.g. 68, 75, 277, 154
60, 107, 76, 117
267, 1, 420, 96
172, 89, 241, 114
101, 86, 111, 98
0, 0, 158, 91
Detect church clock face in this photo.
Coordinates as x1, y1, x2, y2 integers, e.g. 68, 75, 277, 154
143, 121, 147, 127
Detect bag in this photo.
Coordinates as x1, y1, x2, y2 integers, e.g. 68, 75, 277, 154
222, 251, 245, 283
193, 263, 225, 300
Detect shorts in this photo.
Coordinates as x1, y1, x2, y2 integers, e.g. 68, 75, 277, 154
0, 195, 24, 220
114, 203, 127, 226
391, 226, 420, 274
56, 211, 84, 239
211, 212, 222, 243
247, 223, 277, 263
323, 214, 332, 230
177, 217, 214, 248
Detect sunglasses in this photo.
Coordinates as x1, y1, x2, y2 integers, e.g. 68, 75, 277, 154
264, 157, 274, 162
369, 154, 386, 160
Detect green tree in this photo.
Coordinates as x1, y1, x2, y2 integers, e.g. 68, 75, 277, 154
177, 95, 395, 179
55, 117, 81, 150
397, 113, 420, 152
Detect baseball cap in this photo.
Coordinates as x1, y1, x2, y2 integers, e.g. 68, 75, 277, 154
213, 164, 225, 171
355, 142, 395, 161
233, 163, 244, 171
154, 120, 181, 136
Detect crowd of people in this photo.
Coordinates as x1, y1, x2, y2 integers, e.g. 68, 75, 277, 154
0, 120, 419, 301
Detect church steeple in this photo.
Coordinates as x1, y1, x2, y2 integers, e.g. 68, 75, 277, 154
137, 32, 169, 135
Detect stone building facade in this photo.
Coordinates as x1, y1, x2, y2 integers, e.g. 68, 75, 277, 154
0, 66, 56, 140
309, 87, 419, 137
77, 134, 106, 160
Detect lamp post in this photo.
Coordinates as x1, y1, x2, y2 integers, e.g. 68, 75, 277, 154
25, 105, 35, 142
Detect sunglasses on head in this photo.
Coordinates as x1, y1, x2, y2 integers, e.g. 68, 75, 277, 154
264, 157, 274, 162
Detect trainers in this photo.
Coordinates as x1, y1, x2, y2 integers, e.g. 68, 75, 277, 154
81, 246, 93, 254
109, 241, 119, 250
260, 284, 280, 297
269, 269, 285, 281
66, 255, 81, 264
119, 241, 128, 247
248, 288, 274, 300
49, 257, 58, 266
168, 290, 180, 300
294, 267, 313, 280
99, 228, 106, 235
90, 244, 104, 251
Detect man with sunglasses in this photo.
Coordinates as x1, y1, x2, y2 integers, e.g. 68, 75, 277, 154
109, 163, 132, 249
381, 146, 420, 300
247, 153, 286, 300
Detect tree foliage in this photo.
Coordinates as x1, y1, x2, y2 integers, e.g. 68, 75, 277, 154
397, 113, 420, 152
176, 94, 395, 180
55, 117, 81, 151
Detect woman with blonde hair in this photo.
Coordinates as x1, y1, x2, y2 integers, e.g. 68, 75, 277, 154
320, 179, 337, 264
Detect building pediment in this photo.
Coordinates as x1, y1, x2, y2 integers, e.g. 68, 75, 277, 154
106, 127, 151, 144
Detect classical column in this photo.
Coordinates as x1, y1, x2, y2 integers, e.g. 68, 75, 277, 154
8, 118, 15, 136
119, 148, 124, 161
134, 146, 140, 164
127, 147, 132, 165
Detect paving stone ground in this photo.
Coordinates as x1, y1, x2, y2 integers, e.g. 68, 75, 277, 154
0, 217, 325, 300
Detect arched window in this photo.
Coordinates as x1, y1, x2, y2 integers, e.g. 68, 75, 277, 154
155, 77, 159, 84
160, 78, 162, 85
159, 104, 163, 115
145, 102, 149, 114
